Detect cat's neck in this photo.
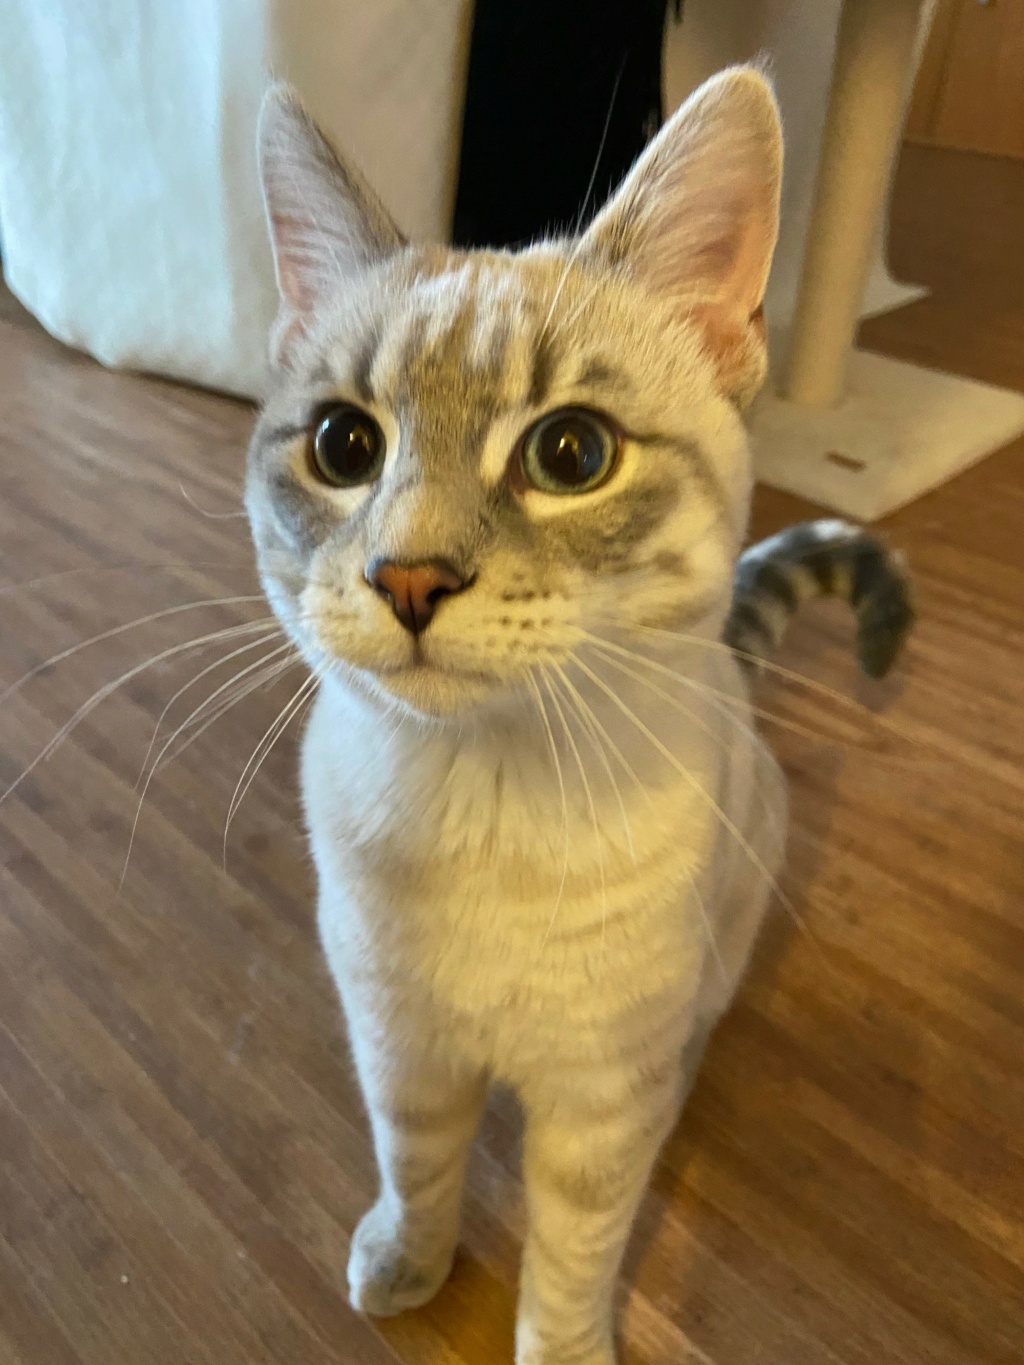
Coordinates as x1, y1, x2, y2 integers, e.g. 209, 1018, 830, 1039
303, 630, 750, 903
313, 622, 743, 799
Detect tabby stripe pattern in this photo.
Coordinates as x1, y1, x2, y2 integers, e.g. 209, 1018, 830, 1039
725, 518, 914, 678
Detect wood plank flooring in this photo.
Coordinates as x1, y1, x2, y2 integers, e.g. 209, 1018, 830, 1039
0, 142, 1021, 1363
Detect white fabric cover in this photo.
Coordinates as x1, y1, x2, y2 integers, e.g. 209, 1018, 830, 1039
0, 0, 472, 398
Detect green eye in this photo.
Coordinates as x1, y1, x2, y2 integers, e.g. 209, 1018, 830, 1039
520, 408, 618, 494
311, 404, 385, 486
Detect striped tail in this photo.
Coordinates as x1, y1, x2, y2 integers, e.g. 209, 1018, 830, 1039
724, 519, 914, 679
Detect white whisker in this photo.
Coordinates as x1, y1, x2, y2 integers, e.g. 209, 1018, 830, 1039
589, 641, 808, 950
158, 654, 303, 773
0, 595, 265, 711
561, 659, 728, 981
588, 637, 789, 841
0, 617, 275, 809
584, 628, 931, 777
0, 560, 255, 601
569, 653, 803, 934
536, 61, 625, 349
136, 624, 283, 787
610, 621, 919, 748
222, 667, 322, 867
179, 482, 248, 519
550, 662, 636, 865
121, 640, 299, 886
541, 668, 607, 951
524, 671, 570, 947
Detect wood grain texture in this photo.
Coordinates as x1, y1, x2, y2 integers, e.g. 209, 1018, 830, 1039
0, 143, 1021, 1364
906, 0, 1024, 160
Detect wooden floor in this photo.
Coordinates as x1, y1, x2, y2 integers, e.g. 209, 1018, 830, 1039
0, 141, 1021, 1365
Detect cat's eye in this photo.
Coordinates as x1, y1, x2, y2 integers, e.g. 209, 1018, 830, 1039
520, 408, 618, 494
310, 404, 385, 487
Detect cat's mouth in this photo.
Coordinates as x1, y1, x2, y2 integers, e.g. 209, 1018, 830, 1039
298, 595, 519, 715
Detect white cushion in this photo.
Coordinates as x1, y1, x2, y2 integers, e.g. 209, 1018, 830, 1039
0, 0, 472, 398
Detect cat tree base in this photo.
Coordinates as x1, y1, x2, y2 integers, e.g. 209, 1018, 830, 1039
750, 348, 1024, 521
750, 0, 1024, 521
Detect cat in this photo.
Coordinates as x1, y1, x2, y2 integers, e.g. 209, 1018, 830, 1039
245, 67, 910, 1365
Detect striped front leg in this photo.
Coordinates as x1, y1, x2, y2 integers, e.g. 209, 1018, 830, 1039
516, 1076, 681, 1365
346, 1031, 488, 1317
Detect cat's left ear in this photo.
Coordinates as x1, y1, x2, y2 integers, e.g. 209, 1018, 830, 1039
581, 66, 782, 406
258, 84, 404, 366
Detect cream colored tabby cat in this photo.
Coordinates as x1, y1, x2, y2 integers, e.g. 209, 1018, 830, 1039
246, 68, 910, 1364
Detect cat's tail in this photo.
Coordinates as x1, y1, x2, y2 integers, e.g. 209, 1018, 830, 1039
725, 519, 914, 679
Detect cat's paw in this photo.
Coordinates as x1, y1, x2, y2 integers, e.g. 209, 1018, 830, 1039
347, 1201, 454, 1317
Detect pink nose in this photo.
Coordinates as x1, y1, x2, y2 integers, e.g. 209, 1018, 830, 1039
366, 558, 469, 634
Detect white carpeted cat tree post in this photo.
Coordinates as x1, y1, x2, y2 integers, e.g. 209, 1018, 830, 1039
0, 0, 475, 400
747, 0, 1024, 519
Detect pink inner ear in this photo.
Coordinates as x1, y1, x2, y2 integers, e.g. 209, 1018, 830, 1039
644, 177, 777, 320
687, 297, 769, 408
268, 306, 308, 370
270, 209, 319, 313
262, 197, 334, 366
581, 71, 781, 366
639, 197, 775, 404
727, 210, 777, 317
258, 86, 404, 366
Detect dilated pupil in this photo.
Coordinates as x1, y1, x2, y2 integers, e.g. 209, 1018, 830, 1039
344, 424, 373, 471
321, 414, 377, 477
542, 421, 603, 484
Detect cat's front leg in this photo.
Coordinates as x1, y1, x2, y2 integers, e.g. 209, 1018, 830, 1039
516, 1073, 681, 1365
344, 1021, 488, 1317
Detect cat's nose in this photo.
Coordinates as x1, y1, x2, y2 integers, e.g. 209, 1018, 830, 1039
366, 558, 470, 634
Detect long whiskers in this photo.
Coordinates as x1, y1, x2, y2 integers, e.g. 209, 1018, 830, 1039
540, 667, 608, 951
583, 641, 788, 869
569, 652, 826, 967
0, 594, 266, 711
585, 631, 819, 758
560, 659, 730, 982
155, 651, 303, 777
135, 627, 285, 787
0, 616, 277, 808
222, 665, 325, 868
524, 671, 570, 946
549, 662, 636, 865
587, 624, 946, 780
178, 483, 247, 519
536, 59, 626, 349
614, 621, 921, 743
0, 560, 255, 601
121, 639, 299, 886
586, 631, 868, 755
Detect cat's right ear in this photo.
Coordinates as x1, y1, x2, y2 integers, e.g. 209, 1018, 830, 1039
258, 84, 404, 366
579, 67, 782, 406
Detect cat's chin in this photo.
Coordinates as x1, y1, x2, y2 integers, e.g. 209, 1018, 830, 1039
362, 662, 502, 720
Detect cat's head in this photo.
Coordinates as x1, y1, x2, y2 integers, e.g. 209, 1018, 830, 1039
246, 68, 782, 720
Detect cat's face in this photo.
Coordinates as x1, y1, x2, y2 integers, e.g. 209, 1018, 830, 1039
247, 70, 782, 719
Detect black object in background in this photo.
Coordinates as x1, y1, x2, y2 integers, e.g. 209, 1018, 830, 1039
452, 0, 673, 250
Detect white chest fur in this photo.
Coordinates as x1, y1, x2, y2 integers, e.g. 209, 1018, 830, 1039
301, 652, 785, 1086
